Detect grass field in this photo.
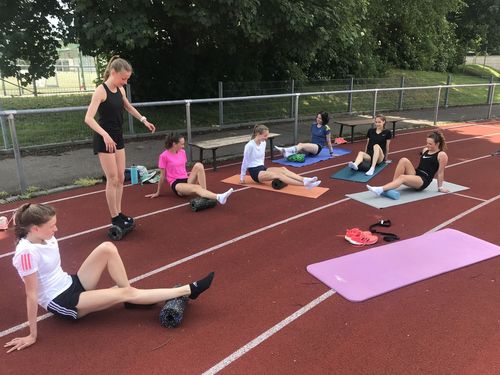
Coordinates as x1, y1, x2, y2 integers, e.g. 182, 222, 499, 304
0, 69, 498, 149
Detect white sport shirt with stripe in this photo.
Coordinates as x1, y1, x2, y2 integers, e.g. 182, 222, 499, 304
13, 237, 72, 309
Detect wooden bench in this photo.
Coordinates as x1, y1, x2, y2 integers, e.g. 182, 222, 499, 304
189, 132, 280, 171
333, 116, 404, 143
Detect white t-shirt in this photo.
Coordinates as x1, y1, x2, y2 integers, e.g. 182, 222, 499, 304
240, 139, 266, 181
13, 237, 72, 309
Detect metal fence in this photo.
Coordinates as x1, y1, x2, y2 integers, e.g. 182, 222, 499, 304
0, 82, 498, 195
0, 65, 98, 97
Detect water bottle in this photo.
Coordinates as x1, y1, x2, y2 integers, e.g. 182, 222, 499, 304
130, 165, 139, 185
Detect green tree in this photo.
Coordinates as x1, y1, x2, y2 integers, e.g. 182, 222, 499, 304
451, 0, 500, 55
367, 0, 464, 71
67, 0, 380, 100
0, 0, 69, 89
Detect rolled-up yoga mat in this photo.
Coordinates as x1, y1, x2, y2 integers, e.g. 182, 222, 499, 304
159, 295, 189, 328
190, 197, 217, 212
272, 179, 288, 190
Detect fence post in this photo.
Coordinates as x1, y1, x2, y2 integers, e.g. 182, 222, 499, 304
487, 83, 496, 119
185, 100, 193, 162
434, 86, 442, 125
17, 76, 22, 96
218, 81, 224, 126
372, 89, 378, 119
398, 76, 405, 111
0, 103, 10, 149
126, 84, 134, 135
76, 67, 82, 91
487, 76, 494, 104
32, 75, 38, 97
79, 50, 87, 91
348, 76, 354, 113
289, 79, 295, 118
0, 71, 6, 96
7, 113, 27, 193
293, 94, 300, 144
444, 74, 452, 108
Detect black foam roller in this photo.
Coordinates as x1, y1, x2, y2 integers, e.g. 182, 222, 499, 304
358, 160, 372, 172
159, 295, 189, 328
190, 197, 217, 212
271, 179, 287, 190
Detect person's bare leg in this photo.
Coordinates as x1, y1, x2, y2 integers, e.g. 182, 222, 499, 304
188, 162, 207, 189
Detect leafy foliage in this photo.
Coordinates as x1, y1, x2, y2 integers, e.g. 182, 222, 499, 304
2, 0, 499, 99
0, 0, 70, 87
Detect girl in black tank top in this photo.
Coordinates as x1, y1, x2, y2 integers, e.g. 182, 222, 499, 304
84, 57, 156, 229
366, 131, 449, 196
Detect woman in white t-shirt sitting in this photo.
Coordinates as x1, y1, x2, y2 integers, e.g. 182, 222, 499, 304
5, 203, 214, 353
240, 124, 321, 189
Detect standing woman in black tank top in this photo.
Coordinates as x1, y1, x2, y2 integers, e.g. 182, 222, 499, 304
84, 56, 156, 228
366, 131, 450, 196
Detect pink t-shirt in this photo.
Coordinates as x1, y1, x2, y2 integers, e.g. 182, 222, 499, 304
158, 149, 188, 185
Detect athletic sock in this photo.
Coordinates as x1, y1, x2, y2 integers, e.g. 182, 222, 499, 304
367, 185, 383, 196
365, 167, 375, 176
305, 180, 321, 190
283, 146, 297, 158
303, 176, 318, 185
274, 146, 285, 154
348, 161, 358, 170
189, 272, 215, 300
216, 188, 234, 205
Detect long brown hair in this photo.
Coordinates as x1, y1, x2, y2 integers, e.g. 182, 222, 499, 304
375, 114, 386, 128
14, 203, 56, 242
103, 56, 132, 81
251, 124, 269, 139
428, 130, 447, 151
165, 133, 184, 149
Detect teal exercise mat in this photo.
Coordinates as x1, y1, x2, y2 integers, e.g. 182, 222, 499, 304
330, 162, 387, 183
307, 229, 500, 302
272, 147, 351, 167
345, 179, 469, 209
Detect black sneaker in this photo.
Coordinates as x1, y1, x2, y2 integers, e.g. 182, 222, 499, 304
119, 213, 135, 224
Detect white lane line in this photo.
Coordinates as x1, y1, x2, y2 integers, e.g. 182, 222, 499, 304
0, 198, 350, 337
452, 193, 487, 202
2, 124, 497, 215
426, 194, 500, 233
201, 194, 500, 374
202, 290, 336, 375
0, 150, 493, 260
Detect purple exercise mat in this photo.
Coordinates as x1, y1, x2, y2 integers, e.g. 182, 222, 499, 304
307, 229, 500, 302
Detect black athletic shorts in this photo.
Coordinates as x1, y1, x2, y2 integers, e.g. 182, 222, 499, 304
47, 275, 86, 321
415, 169, 433, 191
248, 165, 267, 183
311, 144, 322, 156
171, 178, 189, 196
93, 131, 125, 154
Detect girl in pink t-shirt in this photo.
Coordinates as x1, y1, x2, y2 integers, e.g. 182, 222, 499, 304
146, 134, 233, 204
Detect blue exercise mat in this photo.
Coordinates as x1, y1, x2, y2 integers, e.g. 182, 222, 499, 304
272, 147, 351, 167
330, 162, 388, 183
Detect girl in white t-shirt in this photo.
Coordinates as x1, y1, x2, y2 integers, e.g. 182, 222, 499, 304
145, 133, 233, 204
5, 203, 214, 353
240, 124, 321, 189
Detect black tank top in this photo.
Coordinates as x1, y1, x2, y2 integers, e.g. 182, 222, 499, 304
416, 150, 440, 177
97, 83, 124, 134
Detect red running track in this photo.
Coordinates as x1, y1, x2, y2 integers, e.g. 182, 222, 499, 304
1, 121, 500, 374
